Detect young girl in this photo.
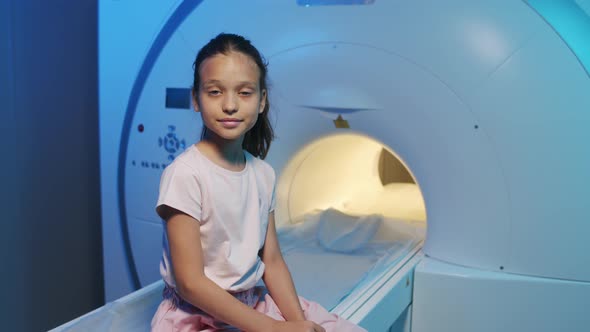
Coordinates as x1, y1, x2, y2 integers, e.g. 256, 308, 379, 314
150, 33, 366, 332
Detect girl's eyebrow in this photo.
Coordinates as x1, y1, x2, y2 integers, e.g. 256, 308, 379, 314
202, 79, 257, 87
202, 79, 222, 86
238, 81, 258, 88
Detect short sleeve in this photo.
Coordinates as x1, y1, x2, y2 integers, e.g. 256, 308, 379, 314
156, 161, 202, 222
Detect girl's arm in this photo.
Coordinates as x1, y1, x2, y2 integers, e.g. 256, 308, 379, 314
165, 210, 277, 332
260, 212, 306, 322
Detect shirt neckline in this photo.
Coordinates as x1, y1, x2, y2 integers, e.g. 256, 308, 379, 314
192, 144, 250, 176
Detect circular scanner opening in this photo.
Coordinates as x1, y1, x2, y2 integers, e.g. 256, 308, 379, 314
275, 133, 427, 228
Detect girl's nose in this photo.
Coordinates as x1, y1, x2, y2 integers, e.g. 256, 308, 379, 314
222, 94, 237, 113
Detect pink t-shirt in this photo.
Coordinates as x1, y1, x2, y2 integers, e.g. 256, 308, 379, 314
156, 145, 276, 292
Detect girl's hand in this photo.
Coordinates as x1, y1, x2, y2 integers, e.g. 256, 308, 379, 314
272, 320, 326, 332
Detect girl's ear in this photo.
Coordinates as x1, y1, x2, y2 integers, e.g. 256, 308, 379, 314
259, 89, 267, 114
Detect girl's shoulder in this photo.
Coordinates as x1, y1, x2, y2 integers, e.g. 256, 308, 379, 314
163, 146, 202, 176
245, 151, 275, 176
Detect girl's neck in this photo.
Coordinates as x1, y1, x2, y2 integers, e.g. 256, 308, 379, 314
196, 132, 245, 169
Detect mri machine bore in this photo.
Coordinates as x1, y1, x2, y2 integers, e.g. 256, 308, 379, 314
54, 0, 590, 331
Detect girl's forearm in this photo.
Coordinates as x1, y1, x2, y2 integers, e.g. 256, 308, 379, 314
177, 275, 276, 332
262, 259, 306, 322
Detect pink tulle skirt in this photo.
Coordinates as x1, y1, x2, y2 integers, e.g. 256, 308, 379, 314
151, 285, 366, 332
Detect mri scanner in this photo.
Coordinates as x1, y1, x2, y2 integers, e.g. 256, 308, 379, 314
53, 0, 590, 331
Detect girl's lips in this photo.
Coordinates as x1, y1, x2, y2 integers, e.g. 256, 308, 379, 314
218, 119, 242, 128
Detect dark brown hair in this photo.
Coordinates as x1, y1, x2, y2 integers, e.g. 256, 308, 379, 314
192, 33, 274, 159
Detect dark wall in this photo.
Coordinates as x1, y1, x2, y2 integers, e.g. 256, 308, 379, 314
0, 0, 25, 331
0, 0, 103, 331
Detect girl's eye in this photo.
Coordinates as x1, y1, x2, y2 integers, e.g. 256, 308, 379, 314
239, 91, 253, 96
208, 90, 221, 96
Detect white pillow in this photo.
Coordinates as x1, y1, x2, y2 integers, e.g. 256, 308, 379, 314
316, 208, 382, 253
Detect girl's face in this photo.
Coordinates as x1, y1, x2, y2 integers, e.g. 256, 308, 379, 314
194, 51, 266, 142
